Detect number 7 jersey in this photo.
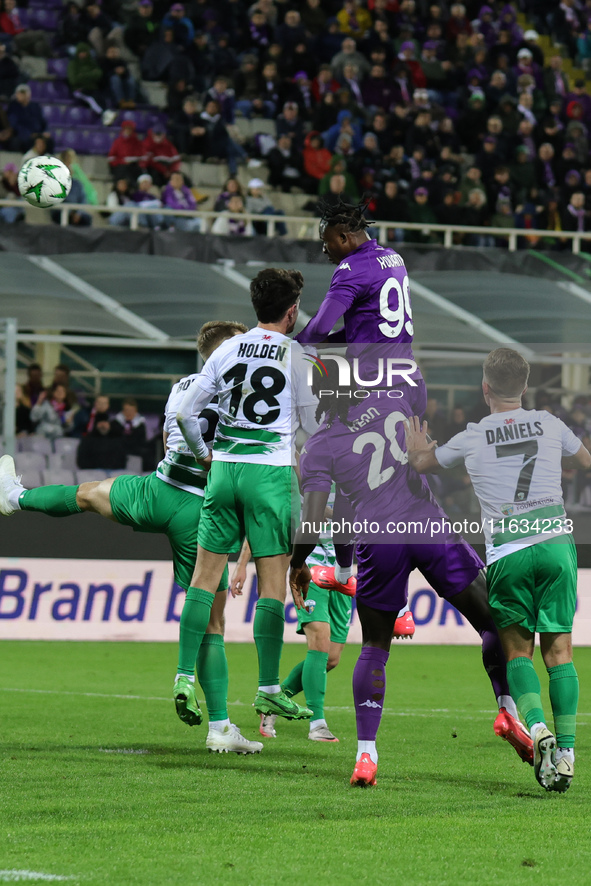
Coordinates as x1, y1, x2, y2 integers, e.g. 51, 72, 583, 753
195, 327, 317, 466
435, 407, 582, 563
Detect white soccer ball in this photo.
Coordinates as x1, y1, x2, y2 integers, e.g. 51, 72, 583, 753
18, 154, 72, 209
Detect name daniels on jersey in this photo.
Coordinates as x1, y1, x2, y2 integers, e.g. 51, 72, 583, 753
376, 254, 405, 270
236, 341, 287, 361
485, 420, 543, 444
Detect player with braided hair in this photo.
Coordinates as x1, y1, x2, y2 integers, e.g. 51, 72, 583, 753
289, 361, 534, 785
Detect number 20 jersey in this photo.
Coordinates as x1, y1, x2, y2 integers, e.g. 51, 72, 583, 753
435, 407, 582, 563
197, 327, 317, 466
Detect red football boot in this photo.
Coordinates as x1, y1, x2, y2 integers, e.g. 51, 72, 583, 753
393, 610, 415, 640
350, 753, 377, 787
494, 707, 534, 765
310, 565, 357, 597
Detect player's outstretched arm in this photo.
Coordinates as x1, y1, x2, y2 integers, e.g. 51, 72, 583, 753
404, 416, 442, 474
294, 296, 348, 344
290, 489, 329, 609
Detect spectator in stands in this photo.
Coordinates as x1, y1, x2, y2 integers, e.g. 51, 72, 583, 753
7, 84, 50, 153
0, 42, 18, 100
102, 43, 140, 110
461, 189, 492, 246
108, 120, 146, 183
68, 41, 107, 117
160, 2, 194, 48
141, 125, 181, 186
406, 186, 438, 244
132, 173, 165, 229
234, 54, 264, 119
311, 64, 340, 104
0, 102, 12, 150
58, 3, 92, 56
30, 384, 79, 441
373, 179, 410, 242
336, 0, 372, 39
77, 412, 127, 471
322, 108, 362, 153
275, 9, 307, 55
112, 397, 147, 459
211, 194, 255, 236
21, 133, 48, 165
214, 177, 244, 212
161, 170, 201, 231
198, 99, 245, 175
276, 101, 305, 152
107, 176, 135, 226
50, 151, 92, 227
84, 395, 111, 436
62, 148, 98, 206
185, 31, 214, 93
562, 191, 590, 233
20, 364, 44, 417
205, 76, 236, 125
0, 161, 23, 223
318, 153, 358, 200
124, 0, 158, 59
82, 0, 113, 57
301, 0, 326, 37
330, 37, 370, 81
445, 405, 467, 442
141, 27, 186, 83
267, 132, 302, 191
0, 0, 52, 57
302, 131, 332, 192
169, 94, 206, 156
245, 177, 286, 235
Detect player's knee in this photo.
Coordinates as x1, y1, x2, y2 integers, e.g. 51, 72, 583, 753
75, 481, 98, 510
327, 655, 340, 671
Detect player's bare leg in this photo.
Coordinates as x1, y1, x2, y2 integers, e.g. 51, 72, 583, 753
451, 572, 533, 765
253, 553, 312, 721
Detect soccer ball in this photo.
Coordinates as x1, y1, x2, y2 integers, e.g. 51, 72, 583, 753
18, 155, 72, 209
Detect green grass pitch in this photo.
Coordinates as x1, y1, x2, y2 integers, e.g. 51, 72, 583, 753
0, 641, 590, 886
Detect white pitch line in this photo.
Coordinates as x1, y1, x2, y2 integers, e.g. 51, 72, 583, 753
0, 872, 78, 883
1, 688, 589, 720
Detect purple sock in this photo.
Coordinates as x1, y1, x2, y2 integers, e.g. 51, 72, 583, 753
352, 646, 389, 741
481, 623, 510, 699
334, 542, 354, 568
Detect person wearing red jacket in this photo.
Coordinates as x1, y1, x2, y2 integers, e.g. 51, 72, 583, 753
108, 119, 146, 182
302, 131, 332, 192
311, 65, 340, 105
141, 124, 181, 186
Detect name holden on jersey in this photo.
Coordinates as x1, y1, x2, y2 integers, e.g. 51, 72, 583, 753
237, 342, 287, 361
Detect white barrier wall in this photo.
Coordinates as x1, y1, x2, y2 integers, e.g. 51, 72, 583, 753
1, 559, 591, 645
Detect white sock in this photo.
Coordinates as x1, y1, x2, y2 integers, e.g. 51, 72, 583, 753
309, 718, 327, 730
208, 718, 231, 732
335, 563, 353, 583
9, 486, 25, 510
530, 721, 546, 740
259, 684, 281, 694
497, 695, 519, 720
356, 740, 377, 764
397, 604, 410, 617
556, 747, 574, 763
175, 673, 195, 683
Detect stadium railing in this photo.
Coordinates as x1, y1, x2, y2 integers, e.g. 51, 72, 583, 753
2, 198, 591, 253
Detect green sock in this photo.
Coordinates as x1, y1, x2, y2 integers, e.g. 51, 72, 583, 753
20, 485, 82, 516
281, 660, 304, 698
253, 597, 285, 688
177, 588, 214, 676
506, 657, 545, 729
548, 662, 579, 747
302, 649, 329, 720
197, 633, 229, 722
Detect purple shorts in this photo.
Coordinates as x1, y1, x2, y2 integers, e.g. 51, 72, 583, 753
355, 538, 484, 612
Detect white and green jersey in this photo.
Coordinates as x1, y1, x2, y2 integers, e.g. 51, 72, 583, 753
435, 407, 581, 564
178, 328, 318, 466
156, 372, 218, 496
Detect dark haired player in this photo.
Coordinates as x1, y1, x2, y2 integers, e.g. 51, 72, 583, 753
0, 321, 265, 754
176, 268, 317, 724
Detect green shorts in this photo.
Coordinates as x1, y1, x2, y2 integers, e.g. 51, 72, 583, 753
110, 473, 228, 592
198, 461, 292, 558
296, 541, 352, 644
487, 536, 577, 634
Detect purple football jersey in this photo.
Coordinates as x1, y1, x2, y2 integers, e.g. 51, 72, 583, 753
297, 239, 414, 345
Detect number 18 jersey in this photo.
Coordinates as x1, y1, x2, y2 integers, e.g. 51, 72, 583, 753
196, 327, 317, 466
435, 407, 582, 563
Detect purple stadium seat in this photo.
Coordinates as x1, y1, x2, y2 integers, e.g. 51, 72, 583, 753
54, 127, 89, 153
42, 103, 65, 126
121, 110, 149, 131
147, 113, 167, 131
47, 58, 69, 79
28, 8, 60, 29
64, 105, 95, 126
30, 0, 63, 7
85, 127, 116, 155
30, 80, 71, 102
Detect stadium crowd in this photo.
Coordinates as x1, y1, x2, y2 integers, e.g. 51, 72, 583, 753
1, 0, 591, 242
